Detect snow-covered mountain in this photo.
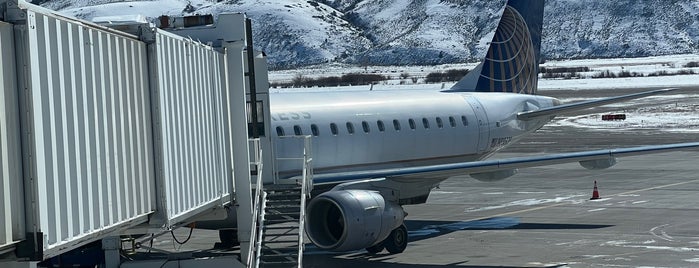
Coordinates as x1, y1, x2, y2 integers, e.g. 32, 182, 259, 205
40, 0, 699, 69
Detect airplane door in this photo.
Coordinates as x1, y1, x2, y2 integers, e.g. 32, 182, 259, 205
466, 96, 490, 152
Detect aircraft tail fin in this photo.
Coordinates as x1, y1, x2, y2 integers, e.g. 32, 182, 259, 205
447, 0, 544, 94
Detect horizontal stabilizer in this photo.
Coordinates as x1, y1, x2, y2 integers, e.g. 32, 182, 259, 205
517, 88, 678, 121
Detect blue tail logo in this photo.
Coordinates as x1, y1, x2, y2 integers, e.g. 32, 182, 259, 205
448, 0, 544, 94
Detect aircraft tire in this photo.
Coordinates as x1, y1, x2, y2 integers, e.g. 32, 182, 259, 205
365, 242, 385, 254
384, 224, 408, 254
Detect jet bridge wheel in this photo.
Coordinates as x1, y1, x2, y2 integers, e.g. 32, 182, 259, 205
217, 229, 240, 248
384, 224, 408, 254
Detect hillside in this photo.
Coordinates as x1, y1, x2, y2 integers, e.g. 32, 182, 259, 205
40, 0, 699, 69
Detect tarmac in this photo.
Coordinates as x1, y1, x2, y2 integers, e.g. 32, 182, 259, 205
159, 86, 699, 268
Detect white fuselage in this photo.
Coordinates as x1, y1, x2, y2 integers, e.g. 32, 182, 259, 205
270, 89, 558, 183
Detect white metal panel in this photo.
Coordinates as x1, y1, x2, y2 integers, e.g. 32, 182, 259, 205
1, 21, 25, 252
23, 11, 155, 257
151, 29, 231, 226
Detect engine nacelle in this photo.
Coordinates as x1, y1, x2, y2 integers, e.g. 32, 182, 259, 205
305, 190, 405, 251
580, 157, 617, 170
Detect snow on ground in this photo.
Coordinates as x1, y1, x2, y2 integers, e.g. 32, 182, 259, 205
61, 0, 198, 19
269, 62, 480, 84
464, 194, 587, 213
539, 74, 699, 90
554, 109, 699, 133
270, 54, 699, 90
542, 54, 699, 68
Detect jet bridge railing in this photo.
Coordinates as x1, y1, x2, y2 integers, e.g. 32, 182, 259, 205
274, 135, 314, 267
246, 138, 263, 268
275, 135, 314, 192
296, 136, 313, 266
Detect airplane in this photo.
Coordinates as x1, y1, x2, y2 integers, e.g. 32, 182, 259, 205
264, 0, 699, 255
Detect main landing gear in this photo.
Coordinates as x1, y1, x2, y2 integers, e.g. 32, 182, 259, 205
365, 224, 408, 254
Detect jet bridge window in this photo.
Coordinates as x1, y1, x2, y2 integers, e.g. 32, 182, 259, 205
330, 123, 338, 135
393, 119, 401, 131
294, 125, 303, 135
436, 117, 444, 128
408, 119, 416, 130
346, 122, 355, 134
311, 124, 319, 136
422, 118, 430, 129
247, 101, 265, 137
362, 121, 370, 133
377, 120, 385, 132
449, 116, 457, 127
461, 116, 469, 126
276, 126, 285, 136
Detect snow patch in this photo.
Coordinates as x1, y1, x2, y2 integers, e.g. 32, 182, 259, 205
465, 195, 585, 212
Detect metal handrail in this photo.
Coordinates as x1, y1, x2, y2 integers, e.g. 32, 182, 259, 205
253, 191, 266, 268
296, 136, 313, 267
246, 139, 264, 268
267, 135, 314, 268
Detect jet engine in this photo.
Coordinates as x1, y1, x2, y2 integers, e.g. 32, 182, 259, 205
579, 157, 617, 170
305, 190, 405, 252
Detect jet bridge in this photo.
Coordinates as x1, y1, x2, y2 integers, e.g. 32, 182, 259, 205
0, 0, 299, 267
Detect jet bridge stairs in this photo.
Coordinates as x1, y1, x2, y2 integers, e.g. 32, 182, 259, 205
248, 136, 313, 268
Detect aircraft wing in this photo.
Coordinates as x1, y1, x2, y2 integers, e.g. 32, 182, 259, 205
312, 142, 699, 184
517, 88, 678, 121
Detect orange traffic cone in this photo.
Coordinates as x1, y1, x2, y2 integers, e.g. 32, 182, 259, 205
590, 181, 600, 200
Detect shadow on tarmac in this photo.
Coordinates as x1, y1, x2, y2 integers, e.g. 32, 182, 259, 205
405, 217, 613, 242
302, 217, 611, 267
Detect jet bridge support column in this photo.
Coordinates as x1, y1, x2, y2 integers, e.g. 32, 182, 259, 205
224, 38, 254, 263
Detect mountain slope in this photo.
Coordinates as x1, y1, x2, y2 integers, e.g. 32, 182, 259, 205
543, 0, 699, 60
44, 0, 699, 68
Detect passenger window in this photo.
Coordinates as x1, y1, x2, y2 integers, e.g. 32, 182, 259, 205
294, 125, 303, 135
377, 120, 385, 132
311, 124, 319, 136
449, 116, 456, 127
276, 126, 285, 136
330, 123, 338, 135
436, 117, 444, 128
408, 119, 416, 130
461, 115, 469, 126
362, 121, 370, 133
422, 118, 430, 129
346, 122, 355, 134
393, 119, 401, 131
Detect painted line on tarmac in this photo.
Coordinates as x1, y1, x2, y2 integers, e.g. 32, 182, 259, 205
464, 178, 699, 222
